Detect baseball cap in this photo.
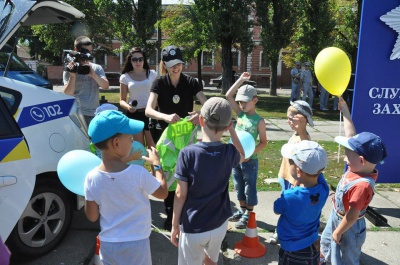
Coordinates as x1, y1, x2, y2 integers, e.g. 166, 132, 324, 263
201, 97, 232, 127
88, 110, 144, 144
162, 45, 184, 68
235, 85, 257, 102
335, 132, 387, 164
94, 103, 118, 114
290, 100, 314, 127
281, 140, 328, 175
304, 62, 311, 66
295, 61, 301, 66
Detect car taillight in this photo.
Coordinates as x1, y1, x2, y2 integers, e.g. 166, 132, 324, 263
68, 100, 89, 138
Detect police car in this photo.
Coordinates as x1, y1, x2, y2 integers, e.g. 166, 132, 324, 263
0, 0, 89, 258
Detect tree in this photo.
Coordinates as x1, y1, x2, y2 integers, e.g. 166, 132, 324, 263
285, 0, 336, 67
331, 0, 359, 70
194, 0, 254, 93
160, 3, 216, 87
95, 0, 161, 56
255, 0, 299, 96
30, 0, 112, 64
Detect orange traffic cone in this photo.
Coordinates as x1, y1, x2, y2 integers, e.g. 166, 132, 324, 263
234, 212, 266, 258
90, 235, 103, 265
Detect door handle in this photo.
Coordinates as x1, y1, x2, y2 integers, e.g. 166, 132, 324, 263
0, 176, 17, 187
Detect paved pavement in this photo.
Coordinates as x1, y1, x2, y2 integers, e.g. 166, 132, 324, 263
149, 190, 400, 265
38, 86, 399, 265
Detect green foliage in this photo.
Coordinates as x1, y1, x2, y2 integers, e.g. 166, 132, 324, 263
255, 0, 300, 95
194, 0, 254, 92
30, 0, 113, 64
160, 4, 214, 60
95, 0, 161, 55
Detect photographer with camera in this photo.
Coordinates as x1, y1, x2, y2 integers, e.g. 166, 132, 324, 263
63, 36, 109, 125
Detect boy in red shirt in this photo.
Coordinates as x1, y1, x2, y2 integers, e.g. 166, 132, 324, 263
320, 97, 387, 265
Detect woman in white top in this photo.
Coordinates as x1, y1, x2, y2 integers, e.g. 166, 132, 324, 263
120, 47, 157, 148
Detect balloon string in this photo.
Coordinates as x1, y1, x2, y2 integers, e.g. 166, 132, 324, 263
337, 111, 342, 163
151, 223, 171, 241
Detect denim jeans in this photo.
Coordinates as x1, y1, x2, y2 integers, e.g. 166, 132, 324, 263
232, 158, 258, 206
290, 83, 301, 101
320, 208, 367, 265
279, 244, 319, 265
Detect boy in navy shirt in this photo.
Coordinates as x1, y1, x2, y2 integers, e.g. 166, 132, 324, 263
170, 97, 244, 265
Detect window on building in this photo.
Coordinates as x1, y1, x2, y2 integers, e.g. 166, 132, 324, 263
202, 51, 213, 66
260, 52, 269, 68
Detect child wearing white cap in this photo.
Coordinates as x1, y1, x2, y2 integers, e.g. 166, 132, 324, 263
226, 72, 267, 229
269, 100, 315, 244
275, 140, 329, 264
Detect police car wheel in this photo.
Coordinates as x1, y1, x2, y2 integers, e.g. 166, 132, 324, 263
6, 177, 73, 259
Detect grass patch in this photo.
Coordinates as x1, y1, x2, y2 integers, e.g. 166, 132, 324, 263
100, 89, 398, 190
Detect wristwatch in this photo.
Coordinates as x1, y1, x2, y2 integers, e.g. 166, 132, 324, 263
153, 164, 163, 171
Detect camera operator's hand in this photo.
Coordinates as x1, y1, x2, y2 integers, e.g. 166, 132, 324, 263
84, 62, 109, 89
66, 61, 76, 77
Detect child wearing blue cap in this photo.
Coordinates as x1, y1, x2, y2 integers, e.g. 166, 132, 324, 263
320, 97, 388, 265
84, 110, 168, 265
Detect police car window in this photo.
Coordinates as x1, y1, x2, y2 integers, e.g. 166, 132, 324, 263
0, 96, 21, 138
0, 88, 22, 115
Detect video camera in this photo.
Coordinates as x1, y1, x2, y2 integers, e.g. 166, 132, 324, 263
63, 48, 93, 75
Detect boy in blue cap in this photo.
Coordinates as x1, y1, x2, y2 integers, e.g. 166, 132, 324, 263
84, 110, 168, 265
320, 97, 387, 265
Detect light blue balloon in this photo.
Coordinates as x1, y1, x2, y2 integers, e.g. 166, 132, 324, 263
230, 131, 256, 159
127, 141, 147, 166
57, 150, 101, 196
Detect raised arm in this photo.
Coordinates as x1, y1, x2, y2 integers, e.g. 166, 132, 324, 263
88, 67, 109, 89
226, 72, 251, 115
63, 67, 76, 96
338, 96, 356, 137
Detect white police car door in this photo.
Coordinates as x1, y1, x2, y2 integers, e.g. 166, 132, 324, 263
0, 96, 35, 241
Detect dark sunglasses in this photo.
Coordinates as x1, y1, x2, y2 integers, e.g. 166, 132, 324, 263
131, 57, 144, 62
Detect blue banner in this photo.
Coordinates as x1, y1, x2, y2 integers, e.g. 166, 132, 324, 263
354, 0, 400, 182
18, 99, 75, 129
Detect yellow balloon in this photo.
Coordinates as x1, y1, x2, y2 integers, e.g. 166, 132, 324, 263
315, 47, 351, 96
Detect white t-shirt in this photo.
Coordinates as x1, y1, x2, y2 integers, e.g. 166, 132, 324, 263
120, 70, 157, 109
84, 165, 160, 242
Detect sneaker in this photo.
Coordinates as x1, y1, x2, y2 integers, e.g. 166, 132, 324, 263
269, 230, 279, 245
235, 214, 249, 229
320, 107, 328, 111
228, 210, 243, 222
